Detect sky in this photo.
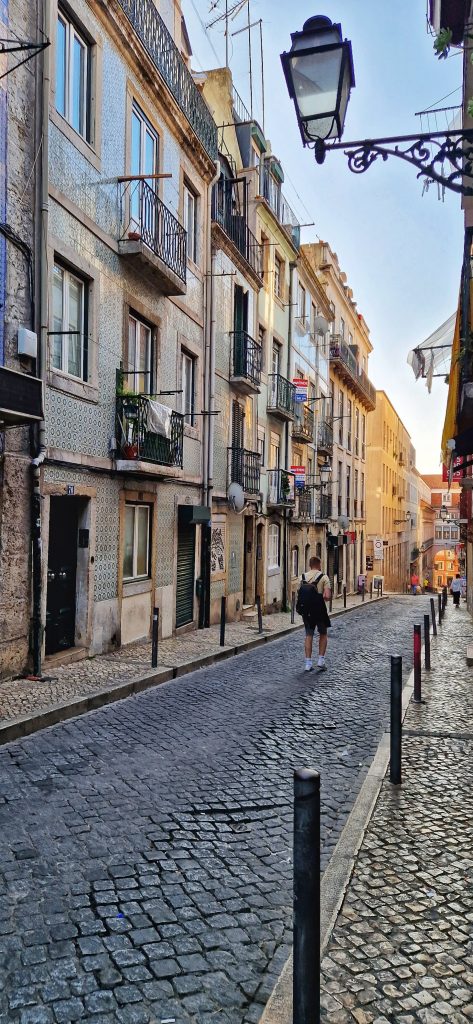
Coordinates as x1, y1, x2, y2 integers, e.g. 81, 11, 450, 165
182, 0, 464, 473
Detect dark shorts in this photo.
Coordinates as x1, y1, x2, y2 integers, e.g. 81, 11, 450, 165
304, 621, 327, 637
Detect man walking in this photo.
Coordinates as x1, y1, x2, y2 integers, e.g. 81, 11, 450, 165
450, 573, 462, 607
297, 555, 332, 673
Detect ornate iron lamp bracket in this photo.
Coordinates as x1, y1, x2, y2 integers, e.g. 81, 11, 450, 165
313, 129, 473, 196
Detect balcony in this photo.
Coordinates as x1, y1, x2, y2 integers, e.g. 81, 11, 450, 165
119, 180, 187, 294
230, 331, 262, 394
115, 385, 184, 472
292, 486, 313, 522
292, 403, 315, 444
314, 493, 333, 521
316, 419, 333, 454
267, 469, 295, 507
212, 179, 263, 280
0, 365, 43, 425
267, 373, 295, 421
329, 336, 376, 411
261, 165, 300, 249
228, 447, 261, 495
116, 0, 217, 160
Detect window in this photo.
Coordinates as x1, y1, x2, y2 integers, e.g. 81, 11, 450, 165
338, 390, 344, 444
268, 523, 280, 570
292, 546, 299, 578
127, 313, 152, 394
435, 527, 442, 539
182, 350, 196, 426
123, 504, 150, 581
355, 408, 360, 456
340, 317, 345, 339
348, 330, 353, 347
305, 544, 311, 570
362, 414, 366, 459
337, 460, 343, 516
437, 576, 442, 586
258, 324, 266, 366
131, 103, 159, 230
361, 472, 365, 517
269, 434, 280, 469
298, 283, 306, 319
347, 399, 352, 451
56, 8, 91, 140
274, 253, 284, 299
272, 340, 281, 378
52, 262, 87, 380
258, 433, 265, 465
329, 302, 335, 333
346, 465, 351, 517
183, 181, 198, 263
354, 468, 358, 517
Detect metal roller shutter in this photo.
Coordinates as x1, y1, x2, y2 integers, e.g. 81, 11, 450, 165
176, 509, 196, 627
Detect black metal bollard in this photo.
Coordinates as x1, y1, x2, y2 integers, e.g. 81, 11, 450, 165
291, 592, 296, 624
370, 581, 373, 600
362, 582, 365, 602
430, 597, 437, 637
442, 586, 448, 611
424, 613, 431, 671
219, 595, 226, 647
329, 590, 333, 614
293, 768, 320, 1024
438, 591, 442, 623
256, 594, 263, 634
413, 623, 422, 703
151, 607, 159, 668
343, 584, 346, 609
390, 655, 402, 785
377, 581, 380, 598
381, 581, 383, 597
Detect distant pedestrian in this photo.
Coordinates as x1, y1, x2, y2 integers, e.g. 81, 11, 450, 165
296, 556, 331, 673
450, 573, 462, 607
411, 572, 419, 595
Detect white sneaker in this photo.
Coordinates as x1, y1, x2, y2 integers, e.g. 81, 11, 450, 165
305, 660, 313, 672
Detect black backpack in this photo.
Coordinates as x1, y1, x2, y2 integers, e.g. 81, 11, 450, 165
295, 572, 324, 619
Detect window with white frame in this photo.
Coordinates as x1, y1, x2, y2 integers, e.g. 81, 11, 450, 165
128, 313, 152, 394
268, 523, 280, 570
274, 253, 284, 299
123, 503, 151, 581
340, 317, 345, 339
291, 546, 299, 578
130, 104, 159, 232
298, 283, 306, 320
52, 262, 87, 380
183, 181, 198, 262
346, 399, 352, 451
181, 350, 196, 426
56, 8, 91, 140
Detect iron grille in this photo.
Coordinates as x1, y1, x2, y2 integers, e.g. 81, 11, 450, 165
116, 0, 217, 161
294, 487, 313, 519
212, 179, 263, 277
116, 391, 184, 468
329, 335, 376, 408
228, 447, 261, 494
231, 331, 262, 387
317, 419, 333, 452
267, 469, 295, 505
293, 403, 315, 442
267, 374, 296, 417
120, 180, 187, 282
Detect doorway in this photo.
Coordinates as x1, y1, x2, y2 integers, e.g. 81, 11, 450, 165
46, 497, 79, 655
176, 506, 196, 628
243, 515, 255, 605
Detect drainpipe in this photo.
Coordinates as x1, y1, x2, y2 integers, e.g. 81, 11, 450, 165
31, 0, 50, 676
282, 260, 296, 611
200, 161, 220, 629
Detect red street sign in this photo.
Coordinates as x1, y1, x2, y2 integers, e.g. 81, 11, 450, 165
442, 458, 463, 482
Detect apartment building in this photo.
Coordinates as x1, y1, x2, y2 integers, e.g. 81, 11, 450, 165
366, 393, 414, 592
422, 473, 463, 587
34, 0, 219, 667
307, 243, 375, 594
415, 472, 435, 585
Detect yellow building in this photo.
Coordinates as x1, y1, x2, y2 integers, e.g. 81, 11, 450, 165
366, 392, 414, 591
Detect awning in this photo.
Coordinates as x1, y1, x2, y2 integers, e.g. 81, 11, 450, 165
441, 300, 461, 464
407, 312, 455, 391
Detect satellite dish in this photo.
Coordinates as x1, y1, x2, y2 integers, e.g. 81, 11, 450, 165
338, 515, 350, 531
228, 482, 245, 513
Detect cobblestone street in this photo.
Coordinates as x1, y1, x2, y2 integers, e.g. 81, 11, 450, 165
319, 601, 473, 1024
0, 597, 422, 1024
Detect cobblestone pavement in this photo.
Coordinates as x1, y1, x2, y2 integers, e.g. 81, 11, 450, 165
0, 594, 369, 724
320, 600, 473, 1024
0, 597, 421, 1024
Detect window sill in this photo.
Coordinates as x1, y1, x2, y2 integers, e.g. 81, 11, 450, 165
48, 370, 99, 404
50, 107, 101, 172
186, 258, 203, 281
122, 578, 152, 597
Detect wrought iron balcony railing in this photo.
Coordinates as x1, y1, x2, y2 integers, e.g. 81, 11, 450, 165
329, 335, 376, 411
0, 365, 43, 425
267, 373, 296, 420
267, 469, 295, 506
316, 419, 333, 453
212, 180, 263, 278
228, 447, 261, 495
119, 179, 187, 286
313, 492, 333, 521
230, 331, 262, 392
293, 487, 313, 521
261, 166, 300, 247
116, 385, 184, 468
116, 0, 217, 161
292, 403, 315, 443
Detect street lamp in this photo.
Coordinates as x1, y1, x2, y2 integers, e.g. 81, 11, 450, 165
439, 504, 449, 521
281, 16, 473, 196
319, 458, 332, 487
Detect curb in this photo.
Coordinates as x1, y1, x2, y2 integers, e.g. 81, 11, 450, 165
0, 596, 389, 747
259, 656, 416, 1024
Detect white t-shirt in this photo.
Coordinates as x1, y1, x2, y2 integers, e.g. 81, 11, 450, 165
451, 578, 462, 593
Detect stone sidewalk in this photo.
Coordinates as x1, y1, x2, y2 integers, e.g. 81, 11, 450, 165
0, 590, 380, 736
262, 598, 473, 1024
